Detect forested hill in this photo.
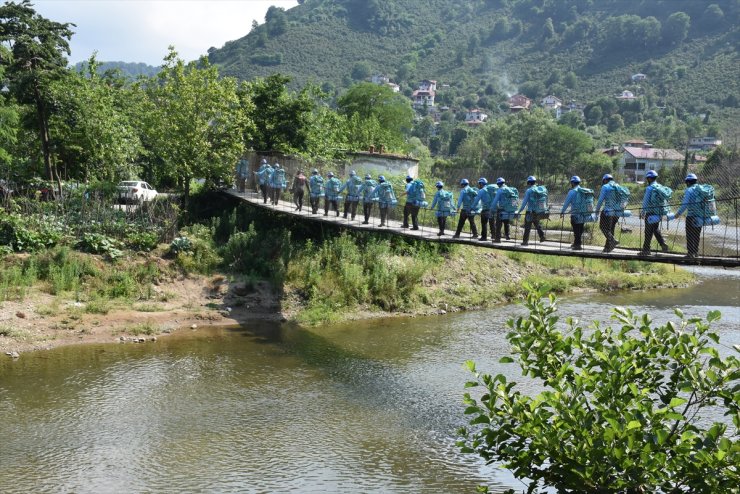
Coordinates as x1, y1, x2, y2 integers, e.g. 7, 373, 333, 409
73, 61, 160, 79
208, 0, 739, 129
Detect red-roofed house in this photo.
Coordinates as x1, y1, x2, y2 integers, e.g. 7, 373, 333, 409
508, 94, 531, 112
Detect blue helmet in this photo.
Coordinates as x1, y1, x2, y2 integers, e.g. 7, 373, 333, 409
350, 170, 356, 176
526, 175, 537, 183
460, 178, 469, 186
312, 168, 319, 175
327, 171, 334, 177
406, 175, 413, 182
602, 174, 614, 182
685, 173, 698, 181
496, 177, 505, 185
570, 175, 581, 184
436, 181, 444, 188
378, 175, 386, 183
645, 170, 658, 179
478, 177, 488, 185
365, 174, 372, 180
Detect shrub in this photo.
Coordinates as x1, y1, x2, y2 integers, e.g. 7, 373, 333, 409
460, 287, 739, 493
75, 233, 123, 259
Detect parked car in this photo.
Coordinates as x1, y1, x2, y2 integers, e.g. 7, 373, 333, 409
117, 181, 158, 204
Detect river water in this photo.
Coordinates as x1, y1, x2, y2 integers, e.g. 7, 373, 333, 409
1, 268, 738, 493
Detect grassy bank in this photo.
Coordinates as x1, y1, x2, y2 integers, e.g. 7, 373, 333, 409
0, 191, 696, 352
184, 193, 695, 325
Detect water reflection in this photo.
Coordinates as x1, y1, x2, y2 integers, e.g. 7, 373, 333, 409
0, 273, 737, 493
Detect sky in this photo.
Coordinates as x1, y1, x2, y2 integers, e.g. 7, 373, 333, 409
33, 0, 299, 66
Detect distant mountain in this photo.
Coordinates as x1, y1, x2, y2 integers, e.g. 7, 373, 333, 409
74, 61, 160, 80
207, 0, 739, 132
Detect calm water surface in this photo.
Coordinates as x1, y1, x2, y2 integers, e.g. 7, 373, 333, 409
1, 268, 738, 493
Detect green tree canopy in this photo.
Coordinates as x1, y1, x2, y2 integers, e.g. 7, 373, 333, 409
337, 82, 414, 151
0, 0, 74, 188
141, 49, 247, 200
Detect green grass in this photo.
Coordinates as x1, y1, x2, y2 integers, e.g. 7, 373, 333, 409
127, 322, 157, 336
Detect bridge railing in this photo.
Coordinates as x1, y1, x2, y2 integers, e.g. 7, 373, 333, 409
244, 184, 740, 261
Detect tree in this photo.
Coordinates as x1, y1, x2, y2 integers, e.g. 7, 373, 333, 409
48, 55, 143, 182
0, 0, 74, 191
246, 73, 315, 154
141, 49, 247, 201
607, 113, 624, 132
265, 6, 287, 36
337, 82, 413, 151
662, 12, 690, 45
350, 61, 372, 81
460, 288, 739, 493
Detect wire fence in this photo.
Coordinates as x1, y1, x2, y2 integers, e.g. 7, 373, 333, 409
236, 182, 740, 262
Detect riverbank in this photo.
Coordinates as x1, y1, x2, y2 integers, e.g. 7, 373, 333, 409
0, 244, 695, 356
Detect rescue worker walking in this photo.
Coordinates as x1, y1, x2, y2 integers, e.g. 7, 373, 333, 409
594, 174, 629, 252
291, 170, 308, 212
488, 177, 517, 243
516, 176, 548, 246
401, 175, 425, 230
360, 174, 377, 224
670, 173, 718, 259
471, 178, 496, 241
235, 158, 248, 193
308, 169, 325, 214
324, 172, 342, 216
560, 176, 594, 251
430, 181, 455, 236
254, 159, 272, 204
270, 163, 286, 205
372, 176, 397, 227
453, 179, 479, 238
339, 170, 363, 220
639, 170, 671, 256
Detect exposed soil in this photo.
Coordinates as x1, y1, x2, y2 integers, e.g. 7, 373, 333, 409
0, 273, 286, 356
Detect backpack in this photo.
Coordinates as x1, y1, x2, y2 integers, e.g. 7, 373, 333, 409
379, 183, 397, 204
328, 178, 341, 194
649, 184, 672, 215
438, 190, 453, 212
309, 176, 324, 194
274, 168, 286, 187
694, 183, 717, 218
408, 179, 426, 203
530, 185, 548, 213
613, 184, 631, 209
573, 187, 595, 215
465, 187, 478, 203
500, 186, 519, 213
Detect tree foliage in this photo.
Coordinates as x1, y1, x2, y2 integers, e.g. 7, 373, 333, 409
0, 0, 74, 187
141, 49, 248, 199
460, 287, 740, 493
337, 82, 414, 151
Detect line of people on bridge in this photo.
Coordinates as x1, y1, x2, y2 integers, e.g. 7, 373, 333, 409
249, 160, 720, 259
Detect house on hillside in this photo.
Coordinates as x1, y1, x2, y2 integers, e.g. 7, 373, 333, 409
419, 79, 437, 92
387, 82, 400, 93
631, 73, 647, 82
618, 145, 684, 182
412, 88, 435, 108
688, 136, 722, 151
508, 94, 531, 112
541, 95, 562, 110
347, 149, 420, 179
464, 108, 488, 125
616, 90, 636, 100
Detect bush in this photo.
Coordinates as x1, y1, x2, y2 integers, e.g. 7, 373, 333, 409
75, 233, 123, 259
460, 287, 739, 493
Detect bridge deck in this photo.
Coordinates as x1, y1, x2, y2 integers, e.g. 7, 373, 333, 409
225, 189, 740, 268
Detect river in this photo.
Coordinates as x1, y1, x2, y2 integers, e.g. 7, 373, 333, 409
1, 268, 738, 493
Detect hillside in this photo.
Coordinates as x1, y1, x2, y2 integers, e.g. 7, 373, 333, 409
73, 60, 160, 79
208, 0, 740, 134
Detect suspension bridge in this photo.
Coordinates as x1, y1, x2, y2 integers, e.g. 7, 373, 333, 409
224, 188, 740, 269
